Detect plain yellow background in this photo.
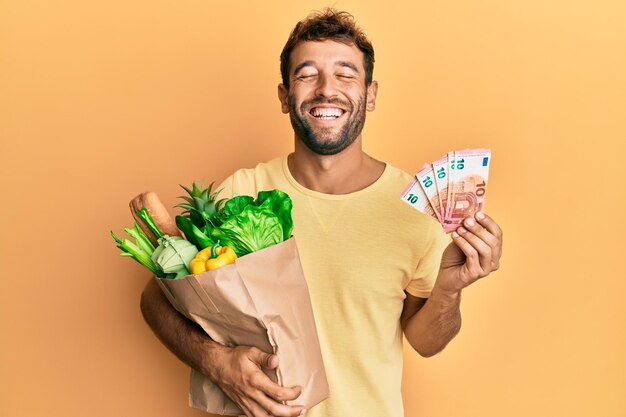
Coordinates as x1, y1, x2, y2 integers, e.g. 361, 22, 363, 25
1, 1, 625, 416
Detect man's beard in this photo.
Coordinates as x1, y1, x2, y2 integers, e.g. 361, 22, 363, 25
288, 94, 367, 156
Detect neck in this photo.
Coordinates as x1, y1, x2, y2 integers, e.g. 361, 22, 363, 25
288, 136, 386, 194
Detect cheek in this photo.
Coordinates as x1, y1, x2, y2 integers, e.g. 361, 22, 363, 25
287, 93, 300, 109
345, 86, 367, 103
289, 88, 311, 108
288, 96, 310, 117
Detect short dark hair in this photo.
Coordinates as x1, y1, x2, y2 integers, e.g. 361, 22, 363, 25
279, 8, 375, 88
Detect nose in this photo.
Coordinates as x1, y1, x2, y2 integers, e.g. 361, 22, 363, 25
314, 73, 338, 98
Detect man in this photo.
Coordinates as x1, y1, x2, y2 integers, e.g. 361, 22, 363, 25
140, 8, 503, 417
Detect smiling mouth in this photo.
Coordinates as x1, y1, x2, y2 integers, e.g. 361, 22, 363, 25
309, 107, 346, 120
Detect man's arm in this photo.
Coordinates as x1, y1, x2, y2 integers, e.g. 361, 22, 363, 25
140, 279, 225, 374
402, 212, 502, 357
140, 279, 306, 417
401, 290, 461, 357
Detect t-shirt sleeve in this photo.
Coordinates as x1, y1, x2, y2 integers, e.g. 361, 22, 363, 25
405, 222, 450, 298
215, 174, 235, 200
215, 167, 260, 200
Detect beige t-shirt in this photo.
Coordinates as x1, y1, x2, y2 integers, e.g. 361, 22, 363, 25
217, 156, 449, 417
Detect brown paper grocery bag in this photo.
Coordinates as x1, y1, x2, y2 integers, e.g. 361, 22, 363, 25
155, 237, 329, 415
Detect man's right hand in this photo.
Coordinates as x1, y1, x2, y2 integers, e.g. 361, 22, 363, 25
208, 345, 306, 417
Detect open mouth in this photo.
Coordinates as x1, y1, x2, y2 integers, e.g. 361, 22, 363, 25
308, 107, 346, 120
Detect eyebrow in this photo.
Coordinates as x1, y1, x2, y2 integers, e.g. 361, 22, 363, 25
294, 60, 315, 74
336, 61, 359, 72
293, 60, 360, 74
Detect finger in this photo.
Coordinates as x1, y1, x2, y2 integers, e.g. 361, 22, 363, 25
451, 231, 482, 281
253, 391, 306, 417
246, 349, 303, 403
463, 216, 497, 246
243, 397, 274, 417
235, 394, 261, 417
462, 216, 499, 260
473, 212, 503, 268
456, 226, 492, 274
237, 398, 257, 417
474, 211, 503, 242
251, 372, 303, 402
248, 348, 279, 370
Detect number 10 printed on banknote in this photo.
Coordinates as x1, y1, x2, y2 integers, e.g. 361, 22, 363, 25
401, 149, 491, 233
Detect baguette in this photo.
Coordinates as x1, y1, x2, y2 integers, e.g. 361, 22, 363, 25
129, 191, 181, 246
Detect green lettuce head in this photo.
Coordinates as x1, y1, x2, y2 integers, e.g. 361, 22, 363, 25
210, 189, 294, 257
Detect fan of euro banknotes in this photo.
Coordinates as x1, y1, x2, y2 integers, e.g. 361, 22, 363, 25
400, 148, 491, 233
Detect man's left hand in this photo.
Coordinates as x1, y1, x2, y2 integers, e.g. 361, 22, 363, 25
437, 211, 503, 294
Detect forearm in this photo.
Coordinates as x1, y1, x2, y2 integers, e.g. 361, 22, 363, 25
404, 284, 462, 357
139, 278, 226, 379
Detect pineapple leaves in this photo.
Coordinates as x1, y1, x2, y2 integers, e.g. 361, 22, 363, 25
176, 181, 225, 231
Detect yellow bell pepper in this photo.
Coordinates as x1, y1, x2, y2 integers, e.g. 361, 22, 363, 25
189, 242, 237, 274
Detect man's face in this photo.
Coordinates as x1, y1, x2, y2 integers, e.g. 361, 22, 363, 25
278, 40, 378, 155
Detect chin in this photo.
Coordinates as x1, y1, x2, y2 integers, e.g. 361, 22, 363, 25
302, 137, 356, 156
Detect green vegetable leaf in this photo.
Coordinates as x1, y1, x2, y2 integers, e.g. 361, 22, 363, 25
222, 195, 254, 218
175, 215, 213, 249
124, 223, 156, 256
211, 205, 283, 257
136, 208, 164, 239
151, 236, 198, 279
111, 230, 165, 277
255, 190, 294, 240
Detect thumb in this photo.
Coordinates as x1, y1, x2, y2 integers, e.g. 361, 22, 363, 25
249, 348, 279, 370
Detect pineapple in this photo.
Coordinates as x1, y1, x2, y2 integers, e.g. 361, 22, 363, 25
176, 181, 226, 231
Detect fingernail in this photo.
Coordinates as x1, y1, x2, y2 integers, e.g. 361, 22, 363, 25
458, 226, 467, 234
476, 211, 485, 220
300, 409, 307, 416
452, 231, 459, 238
465, 218, 475, 227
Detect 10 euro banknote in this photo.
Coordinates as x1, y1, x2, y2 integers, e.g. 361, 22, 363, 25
401, 149, 491, 233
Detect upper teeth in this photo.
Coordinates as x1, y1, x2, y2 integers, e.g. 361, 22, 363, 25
311, 107, 343, 117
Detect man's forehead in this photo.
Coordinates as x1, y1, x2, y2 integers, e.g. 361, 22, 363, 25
290, 40, 364, 71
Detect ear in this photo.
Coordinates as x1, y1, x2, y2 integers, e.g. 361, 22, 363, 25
278, 84, 290, 114
366, 80, 378, 112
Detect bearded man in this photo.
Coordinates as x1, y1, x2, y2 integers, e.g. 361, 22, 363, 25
140, 8, 503, 417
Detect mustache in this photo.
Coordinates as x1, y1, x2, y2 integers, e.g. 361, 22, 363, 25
301, 97, 352, 111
